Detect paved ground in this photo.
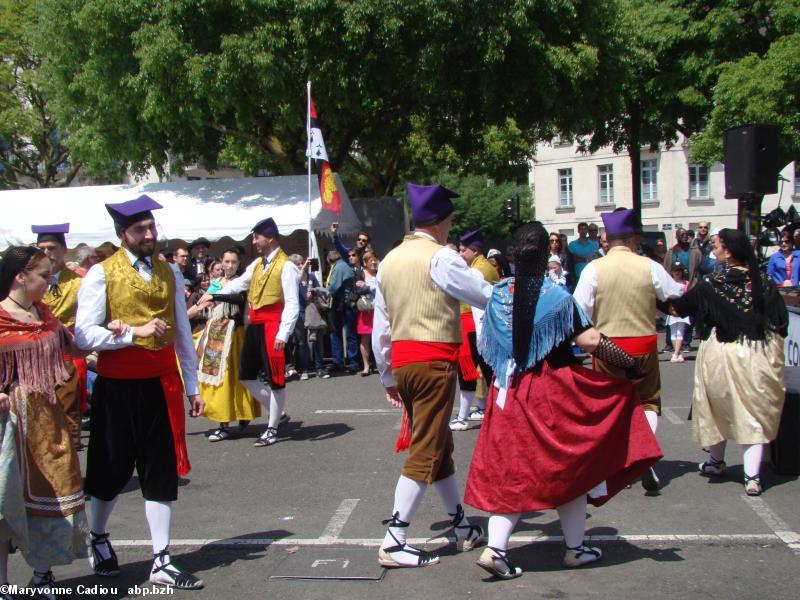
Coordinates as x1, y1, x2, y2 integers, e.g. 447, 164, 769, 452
7, 335, 800, 599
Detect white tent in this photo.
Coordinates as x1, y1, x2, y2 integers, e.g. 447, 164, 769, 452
0, 175, 361, 250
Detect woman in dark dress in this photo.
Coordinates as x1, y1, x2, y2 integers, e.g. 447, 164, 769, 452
464, 222, 662, 580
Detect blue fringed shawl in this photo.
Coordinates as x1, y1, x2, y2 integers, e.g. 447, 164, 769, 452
479, 278, 592, 388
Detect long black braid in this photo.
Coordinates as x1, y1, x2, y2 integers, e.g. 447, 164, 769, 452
511, 222, 550, 368
718, 228, 766, 334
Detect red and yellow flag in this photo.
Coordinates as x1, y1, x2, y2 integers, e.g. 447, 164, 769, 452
308, 97, 341, 213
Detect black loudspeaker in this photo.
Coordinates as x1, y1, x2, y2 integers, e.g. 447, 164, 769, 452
723, 124, 780, 198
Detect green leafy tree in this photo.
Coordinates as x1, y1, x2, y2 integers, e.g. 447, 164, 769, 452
0, 0, 82, 188
38, 0, 622, 195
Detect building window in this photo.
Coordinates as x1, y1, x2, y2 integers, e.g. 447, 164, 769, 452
641, 159, 657, 202
689, 164, 709, 198
598, 164, 614, 205
559, 168, 573, 207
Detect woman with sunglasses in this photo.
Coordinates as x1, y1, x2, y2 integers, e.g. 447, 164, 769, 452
766, 229, 800, 287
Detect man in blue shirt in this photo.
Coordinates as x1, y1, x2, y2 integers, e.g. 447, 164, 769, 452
326, 250, 360, 373
568, 222, 599, 280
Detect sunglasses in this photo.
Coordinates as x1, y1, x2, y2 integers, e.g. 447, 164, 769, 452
357, 237, 369, 243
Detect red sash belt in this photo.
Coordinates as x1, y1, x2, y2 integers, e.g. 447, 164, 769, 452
250, 303, 286, 387
391, 341, 460, 370
458, 312, 479, 381
609, 334, 658, 356
97, 345, 190, 476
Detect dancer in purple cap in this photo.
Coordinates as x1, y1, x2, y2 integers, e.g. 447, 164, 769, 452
371, 182, 491, 568
201, 217, 299, 448
75, 195, 205, 589
573, 208, 684, 494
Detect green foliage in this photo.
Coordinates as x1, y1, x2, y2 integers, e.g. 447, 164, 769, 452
37, 0, 621, 194
0, 0, 84, 188
432, 171, 532, 242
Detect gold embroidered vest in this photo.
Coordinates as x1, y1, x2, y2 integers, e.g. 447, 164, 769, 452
379, 235, 461, 343
101, 249, 175, 350
248, 250, 288, 309
43, 267, 82, 331
460, 254, 499, 313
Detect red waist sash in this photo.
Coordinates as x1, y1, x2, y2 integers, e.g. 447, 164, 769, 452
392, 341, 460, 370
609, 334, 658, 356
458, 312, 479, 381
97, 345, 190, 476
249, 303, 286, 387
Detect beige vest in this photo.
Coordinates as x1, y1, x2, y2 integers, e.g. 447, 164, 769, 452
593, 246, 656, 337
101, 249, 176, 350
379, 235, 461, 343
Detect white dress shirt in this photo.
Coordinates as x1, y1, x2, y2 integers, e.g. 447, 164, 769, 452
573, 251, 686, 319
75, 247, 199, 396
372, 231, 493, 388
216, 247, 300, 343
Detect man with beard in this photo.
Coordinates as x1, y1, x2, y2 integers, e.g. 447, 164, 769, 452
75, 195, 205, 589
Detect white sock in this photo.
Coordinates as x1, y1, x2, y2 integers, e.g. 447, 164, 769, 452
644, 410, 658, 435
241, 379, 271, 411
742, 443, 764, 479
458, 390, 475, 421
382, 475, 427, 550
0, 537, 9, 583
487, 514, 520, 552
89, 496, 117, 534
145, 500, 172, 558
556, 495, 588, 549
268, 388, 287, 429
475, 398, 486, 411
433, 474, 471, 536
708, 440, 727, 463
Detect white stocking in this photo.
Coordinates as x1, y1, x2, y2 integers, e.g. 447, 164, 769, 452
241, 379, 271, 411
145, 500, 172, 558
556, 495, 588, 549
89, 496, 118, 535
458, 390, 475, 421
644, 410, 658, 435
742, 443, 764, 479
268, 388, 287, 429
487, 513, 520, 552
382, 476, 427, 565
708, 440, 727, 463
433, 474, 471, 535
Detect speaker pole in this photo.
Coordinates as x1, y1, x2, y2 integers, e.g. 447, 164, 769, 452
737, 192, 763, 242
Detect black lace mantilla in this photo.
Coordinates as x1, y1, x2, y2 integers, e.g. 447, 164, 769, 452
673, 266, 787, 343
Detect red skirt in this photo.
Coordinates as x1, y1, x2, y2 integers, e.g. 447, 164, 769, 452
464, 362, 662, 513
356, 309, 374, 335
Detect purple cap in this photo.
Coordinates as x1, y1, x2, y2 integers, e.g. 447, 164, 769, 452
252, 217, 279, 237
406, 182, 459, 226
601, 208, 641, 239
106, 195, 162, 230
459, 230, 484, 250
31, 223, 70, 246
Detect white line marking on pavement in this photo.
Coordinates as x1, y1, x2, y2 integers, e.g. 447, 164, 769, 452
742, 495, 800, 555
108, 533, 779, 549
315, 409, 397, 414
662, 407, 685, 425
319, 499, 360, 541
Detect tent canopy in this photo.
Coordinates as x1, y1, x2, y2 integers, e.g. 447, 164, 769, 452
0, 175, 361, 250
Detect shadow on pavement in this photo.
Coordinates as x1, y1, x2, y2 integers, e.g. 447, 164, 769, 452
57, 530, 294, 599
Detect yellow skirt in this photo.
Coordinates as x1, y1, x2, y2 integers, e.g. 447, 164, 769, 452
200, 326, 261, 424
692, 331, 785, 446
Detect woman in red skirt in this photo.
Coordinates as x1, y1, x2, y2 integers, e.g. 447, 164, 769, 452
464, 222, 662, 579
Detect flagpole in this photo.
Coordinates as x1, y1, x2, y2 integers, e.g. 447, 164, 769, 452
306, 80, 313, 262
